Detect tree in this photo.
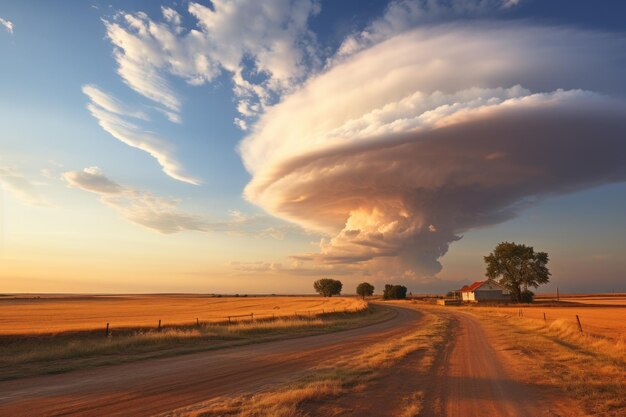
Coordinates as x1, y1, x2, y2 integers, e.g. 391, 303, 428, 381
313, 279, 343, 297
383, 284, 408, 300
484, 242, 550, 303
356, 282, 375, 299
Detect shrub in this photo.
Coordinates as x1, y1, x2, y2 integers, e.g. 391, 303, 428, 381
383, 284, 408, 300
520, 290, 534, 303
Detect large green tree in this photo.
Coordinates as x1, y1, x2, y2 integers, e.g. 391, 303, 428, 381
484, 242, 550, 302
356, 282, 375, 299
313, 278, 343, 297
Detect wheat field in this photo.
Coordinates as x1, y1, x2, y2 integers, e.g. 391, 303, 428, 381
0, 295, 364, 335
473, 304, 626, 340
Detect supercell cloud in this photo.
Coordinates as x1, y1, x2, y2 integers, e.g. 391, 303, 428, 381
240, 23, 626, 281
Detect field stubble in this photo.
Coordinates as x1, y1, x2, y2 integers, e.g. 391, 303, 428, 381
0, 295, 363, 335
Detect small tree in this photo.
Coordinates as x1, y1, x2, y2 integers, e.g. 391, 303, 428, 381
356, 282, 375, 299
383, 284, 408, 300
484, 242, 550, 303
313, 278, 343, 297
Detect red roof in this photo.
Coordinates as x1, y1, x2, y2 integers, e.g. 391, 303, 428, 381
461, 280, 485, 292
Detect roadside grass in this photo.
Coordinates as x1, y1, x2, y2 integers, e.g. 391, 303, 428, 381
466, 307, 625, 416
164, 304, 450, 417
0, 301, 390, 381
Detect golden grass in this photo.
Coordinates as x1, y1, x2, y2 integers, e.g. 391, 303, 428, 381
465, 307, 626, 416
0, 295, 363, 335
165, 304, 450, 417
471, 304, 626, 340
0, 300, 374, 380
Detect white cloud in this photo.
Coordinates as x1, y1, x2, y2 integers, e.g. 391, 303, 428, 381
63, 167, 295, 237
104, 0, 320, 125
63, 167, 205, 233
83, 85, 200, 185
0, 166, 51, 207
239, 23, 626, 280
0, 17, 13, 35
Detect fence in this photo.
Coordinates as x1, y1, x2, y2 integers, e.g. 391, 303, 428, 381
514, 308, 587, 335
101, 304, 369, 337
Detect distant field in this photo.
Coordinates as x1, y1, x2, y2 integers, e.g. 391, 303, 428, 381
536, 293, 626, 305
473, 303, 626, 340
0, 295, 363, 335
559, 297, 626, 305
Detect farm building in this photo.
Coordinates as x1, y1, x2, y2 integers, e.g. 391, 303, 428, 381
457, 279, 511, 303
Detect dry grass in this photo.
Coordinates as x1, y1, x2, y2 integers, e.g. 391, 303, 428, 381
164, 304, 450, 417
0, 295, 363, 335
0, 300, 376, 380
470, 304, 626, 340
465, 307, 626, 416
396, 392, 424, 417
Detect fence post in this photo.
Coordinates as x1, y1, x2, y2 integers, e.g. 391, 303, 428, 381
158, 319, 161, 331
251, 312, 254, 322
309, 310, 311, 318
105, 322, 110, 337
196, 318, 199, 327
228, 316, 231, 324
543, 312, 546, 322
576, 315, 583, 333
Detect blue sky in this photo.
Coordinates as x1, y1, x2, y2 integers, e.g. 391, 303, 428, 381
1, 0, 625, 294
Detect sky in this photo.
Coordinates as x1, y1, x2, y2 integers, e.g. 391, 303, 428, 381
1, 0, 625, 295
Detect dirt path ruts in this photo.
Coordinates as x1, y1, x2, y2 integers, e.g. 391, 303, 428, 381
420, 312, 580, 417
0, 306, 420, 417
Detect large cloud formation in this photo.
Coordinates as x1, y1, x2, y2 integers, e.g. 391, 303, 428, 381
240, 23, 626, 280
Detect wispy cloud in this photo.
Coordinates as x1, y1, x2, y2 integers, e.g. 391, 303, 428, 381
0, 17, 13, 35
240, 23, 626, 281
82, 84, 149, 120
62, 167, 296, 237
334, 0, 523, 60
0, 166, 51, 207
103, 0, 320, 127
82, 85, 199, 185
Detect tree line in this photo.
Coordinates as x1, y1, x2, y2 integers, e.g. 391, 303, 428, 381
313, 279, 407, 300
313, 241, 551, 303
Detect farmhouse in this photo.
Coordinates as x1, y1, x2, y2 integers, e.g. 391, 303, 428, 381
458, 279, 511, 303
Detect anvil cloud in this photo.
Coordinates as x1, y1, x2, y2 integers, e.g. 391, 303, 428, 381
240, 23, 626, 280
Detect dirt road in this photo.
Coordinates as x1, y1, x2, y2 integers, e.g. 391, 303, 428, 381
308, 310, 581, 417
0, 305, 420, 417
420, 312, 579, 417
